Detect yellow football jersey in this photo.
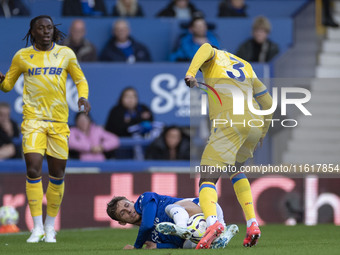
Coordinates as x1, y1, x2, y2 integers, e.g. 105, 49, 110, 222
186, 43, 268, 121
0, 43, 88, 123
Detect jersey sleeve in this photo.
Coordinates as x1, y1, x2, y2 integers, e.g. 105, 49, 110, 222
157, 242, 180, 249
134, 198, 157, 249
251, 70, 273, 138
0, 51, 23, 93
66, 49, 89, 99
252, 70, 268, 97
186, 43, 215, 78
257, 92, 273, 138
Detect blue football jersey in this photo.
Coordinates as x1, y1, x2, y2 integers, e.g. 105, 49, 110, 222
134, 192, 185, 248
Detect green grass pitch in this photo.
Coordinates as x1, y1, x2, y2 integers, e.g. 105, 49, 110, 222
1, 224, 339, 255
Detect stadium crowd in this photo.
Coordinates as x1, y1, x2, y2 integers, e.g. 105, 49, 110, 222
0, 0, 289, 161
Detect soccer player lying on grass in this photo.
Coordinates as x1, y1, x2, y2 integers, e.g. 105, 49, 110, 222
106, 192, 238, 249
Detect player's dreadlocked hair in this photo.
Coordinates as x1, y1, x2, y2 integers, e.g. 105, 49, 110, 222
23, 15, 65, 47
107, 196, 128, 221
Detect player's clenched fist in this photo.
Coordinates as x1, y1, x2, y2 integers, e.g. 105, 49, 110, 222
184, 75, 198, 88
78, 97, 91, 115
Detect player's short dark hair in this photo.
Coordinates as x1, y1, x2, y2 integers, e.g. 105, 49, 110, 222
23, 15, 65, 47
106, 196, 128, 221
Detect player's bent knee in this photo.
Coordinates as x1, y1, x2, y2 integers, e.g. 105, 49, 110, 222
165, 204, 184, 218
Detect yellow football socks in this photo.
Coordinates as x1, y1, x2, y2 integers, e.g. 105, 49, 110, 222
26, 176, 43, 217
231, 173, 256, 220
46, 176, 65, 217
199, 181, 218, 220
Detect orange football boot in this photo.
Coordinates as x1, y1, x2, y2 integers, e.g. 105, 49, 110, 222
196, 221, 224, 249
243, 222, 261, 247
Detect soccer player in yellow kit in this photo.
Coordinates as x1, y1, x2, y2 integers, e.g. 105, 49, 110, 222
0, 15, 91, 243
185, 43, 273, 249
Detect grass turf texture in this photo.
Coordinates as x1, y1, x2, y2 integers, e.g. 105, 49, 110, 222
1, 224, 339, 255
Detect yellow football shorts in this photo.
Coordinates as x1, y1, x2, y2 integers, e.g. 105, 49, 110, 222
21, 120, 70, 160
201, 111, 263, 167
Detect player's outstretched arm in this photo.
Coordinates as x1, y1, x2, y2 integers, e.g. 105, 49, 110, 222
134, 200, 157, 248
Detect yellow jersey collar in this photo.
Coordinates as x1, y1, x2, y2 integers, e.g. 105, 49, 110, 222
33, 42, 55, 52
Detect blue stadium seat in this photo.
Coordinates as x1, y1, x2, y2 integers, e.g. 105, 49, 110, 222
138, 0, 307, 18
0, 17, 292, 62
22, 0, 307, 19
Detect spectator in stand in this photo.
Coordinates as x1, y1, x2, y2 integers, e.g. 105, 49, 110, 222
157, 0, 203, 19
62, 0, 107, 16
145, 126, 190, 160
0, 102, 20, 159
218, 0, 247, 17
112, 0, 144, 17
170, 16, 220, 62
236, 16, 279, 62
100, 19, 151, 63
105, 87, 153, 137
62, 19, 97, 62
69, 112, 120, 161
0, 0, 30, 17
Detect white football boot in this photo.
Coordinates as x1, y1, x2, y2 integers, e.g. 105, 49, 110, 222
26, 227, 45, 243
44, 226, 57, 243
210, 224, 239, 249
156, 222, 192, 239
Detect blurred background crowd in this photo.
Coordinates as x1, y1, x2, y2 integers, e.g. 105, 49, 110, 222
0, 0, 338, 162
